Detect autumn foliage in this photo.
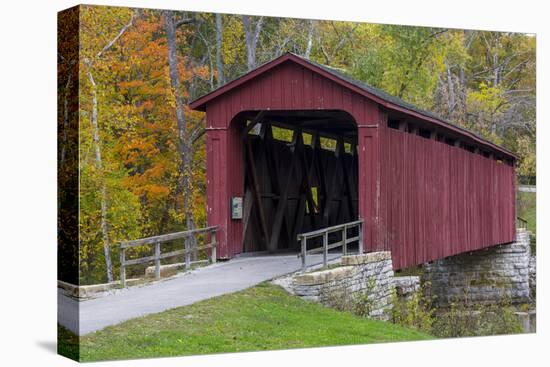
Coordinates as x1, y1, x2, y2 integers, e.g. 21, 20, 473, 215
58, 5, 535, 284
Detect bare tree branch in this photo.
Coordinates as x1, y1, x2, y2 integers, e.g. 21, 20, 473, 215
96, 10, 140, 60
175, 17, 195, 28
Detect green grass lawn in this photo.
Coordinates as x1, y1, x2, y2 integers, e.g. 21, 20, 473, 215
59, 283, 432, 362
517, 191, 536, 234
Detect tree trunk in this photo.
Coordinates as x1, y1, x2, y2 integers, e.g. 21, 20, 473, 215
304, 20, 314, 59
87, 68, 113, 283
458, 66, 467, 120
493, 34, 500, 88
215, 13, 225, 87
445, 60, 456, 116
242, 15, 264, 71
458, 29, 473, 122
164, 10, 198, 253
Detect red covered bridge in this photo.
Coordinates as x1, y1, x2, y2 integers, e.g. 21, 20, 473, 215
189, 53, 517, 270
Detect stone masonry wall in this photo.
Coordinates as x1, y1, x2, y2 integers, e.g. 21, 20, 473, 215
423, 229, 531, 307
393, 276, 420, 300
292, 252, 394, 320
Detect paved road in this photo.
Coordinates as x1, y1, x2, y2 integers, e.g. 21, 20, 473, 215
58, 253, 341, 336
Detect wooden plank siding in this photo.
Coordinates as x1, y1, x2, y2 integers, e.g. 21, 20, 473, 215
380, 125, 516, 270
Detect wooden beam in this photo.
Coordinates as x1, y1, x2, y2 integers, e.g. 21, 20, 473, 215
266, 120, 356, 146
261, 123, 282, 199
268, 128, 300, 251
338, 137, 356, 220
245, 138, 270, 245
300, 130, 319, 228
321, 138, 343, 227
314, 133, 329, 225
292, 193, 307, 250
241, 111, 266, 137
241, 188, 253, 249
261, 123, 295, 246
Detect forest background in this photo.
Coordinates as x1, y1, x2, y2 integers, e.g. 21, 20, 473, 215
58, 5, 535, 284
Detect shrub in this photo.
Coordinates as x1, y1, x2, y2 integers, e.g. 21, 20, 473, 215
389, 282, 435, 333
431, 298, 523, 338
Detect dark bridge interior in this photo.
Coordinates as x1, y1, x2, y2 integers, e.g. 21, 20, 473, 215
240, 110, 359, 253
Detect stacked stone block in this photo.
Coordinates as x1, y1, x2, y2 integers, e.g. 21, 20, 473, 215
292, 252, 394, 320
393, 276, 420, 300
423, 229, 531, 307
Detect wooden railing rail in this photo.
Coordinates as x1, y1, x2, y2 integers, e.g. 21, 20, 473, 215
297, 219, 363, 271
517, 216, 528, 230
119, 226, 218, 287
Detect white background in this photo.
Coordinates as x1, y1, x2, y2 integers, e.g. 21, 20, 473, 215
0, 0, 546, 366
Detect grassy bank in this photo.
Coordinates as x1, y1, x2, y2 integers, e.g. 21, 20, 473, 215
517, 191, 536, 234
59, 283, 432, 362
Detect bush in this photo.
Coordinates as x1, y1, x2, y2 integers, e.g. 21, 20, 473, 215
389, 282, 435, 333
352, 278, 377, 317
431, 299, 523, 338
388, 283, 523, 337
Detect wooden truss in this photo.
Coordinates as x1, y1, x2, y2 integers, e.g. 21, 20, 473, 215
242, 118, 358, 252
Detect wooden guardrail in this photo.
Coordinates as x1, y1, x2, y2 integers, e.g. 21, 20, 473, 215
297, 219, 363, 271
119, 226, 218, 287
517, 216, 528, 230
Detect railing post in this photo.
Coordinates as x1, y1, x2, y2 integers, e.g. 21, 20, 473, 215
342, 225, 347, 256
358, 221, 364, 254
300, 235, 306, 271
185, 236, 191, 270
154, 240, 161, 280
120, 246, 126, 288
211, 230, 217, 264
323, 232, 328, 267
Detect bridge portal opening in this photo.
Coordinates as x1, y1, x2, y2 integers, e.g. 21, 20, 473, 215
237, 110, 359, 253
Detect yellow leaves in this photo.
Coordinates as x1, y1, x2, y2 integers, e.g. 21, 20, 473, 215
467, 82, 505, 115
516, 135, 536, 178
222, 16, 246, 67
79, 5, 135, 60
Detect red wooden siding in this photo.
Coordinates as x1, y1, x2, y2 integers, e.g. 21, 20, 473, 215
380, 125, 516, 270
205, 61, 379, 126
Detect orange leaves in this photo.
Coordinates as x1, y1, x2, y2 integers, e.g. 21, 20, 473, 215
141, 100, 154, 111
123, 179, 171, 202
192, 64, 211, 81
120, 137, 159, 165
122, 159, 173, 202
